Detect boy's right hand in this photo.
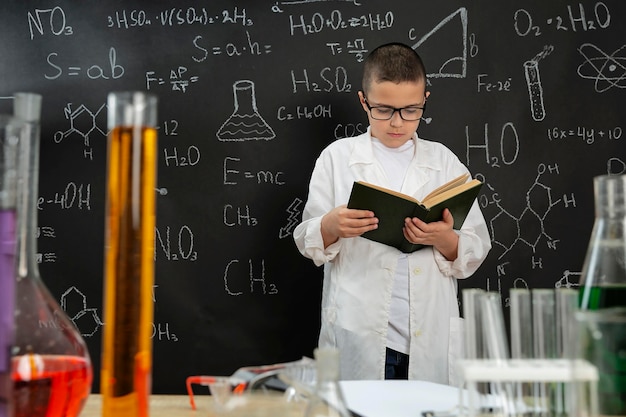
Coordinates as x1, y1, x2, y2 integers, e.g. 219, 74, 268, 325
320, 205, 378, 248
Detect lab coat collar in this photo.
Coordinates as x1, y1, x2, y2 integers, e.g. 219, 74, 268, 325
348, 127, 443, 196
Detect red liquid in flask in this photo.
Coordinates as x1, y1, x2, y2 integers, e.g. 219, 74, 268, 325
12, 354, 92, 417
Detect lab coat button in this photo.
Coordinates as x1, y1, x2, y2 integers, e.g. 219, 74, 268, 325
414, 330, 422, 337
412, 267, 421, 275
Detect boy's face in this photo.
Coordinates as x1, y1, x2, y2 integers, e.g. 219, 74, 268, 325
358, 80, 428, 148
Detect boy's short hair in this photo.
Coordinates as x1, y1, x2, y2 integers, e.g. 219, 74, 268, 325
362, 42, 427, 94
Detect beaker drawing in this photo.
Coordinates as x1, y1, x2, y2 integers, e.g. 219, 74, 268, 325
217, 80, 276, 141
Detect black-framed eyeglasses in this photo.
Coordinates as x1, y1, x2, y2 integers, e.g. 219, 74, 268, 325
363, 98, 426, 121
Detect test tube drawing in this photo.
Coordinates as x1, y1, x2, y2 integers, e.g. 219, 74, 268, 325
524, 45, 553, 122
217, 80, 276, 141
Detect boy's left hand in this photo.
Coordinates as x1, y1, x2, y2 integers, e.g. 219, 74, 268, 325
403, 208, 459, 261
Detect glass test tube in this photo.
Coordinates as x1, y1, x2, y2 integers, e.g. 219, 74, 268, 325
101, 92, 158, 417
462, 288, 485, 360
510, 288, 533, 359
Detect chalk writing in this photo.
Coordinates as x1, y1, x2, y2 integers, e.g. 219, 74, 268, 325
37, 183, 91, 211
577, 43, 626, 92
477, 74, 512, 93
479, 163, 569, 261
411, 8, 468, 79
223, 157, 285, 186
27, 7, 73, 39
277, 104, 332, 120
290, 67, 351, 93
146, 67, 199, 93
514, 3, 611, 36
223, 259, 278, 296
555, 270, 581, 289
163, 146, 201, 167
106, 9, 151, 28
334, 123, 367, 139
326, 38, 368, 62
59, 285, 178, 341
53, 102, 106, 160
156, 7, 252, 27
155, 225, 197, 261
224, 205, 258, 227
45, 47, 125, 80
465, 122, 520, 167
192, 32, 271, 61
61, 286, 103, 337
608, 157, 626, 175
547, 126, 622, 144
288, 10, 393, 35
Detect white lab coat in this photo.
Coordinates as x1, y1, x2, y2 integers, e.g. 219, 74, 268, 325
293, 129, 491, 386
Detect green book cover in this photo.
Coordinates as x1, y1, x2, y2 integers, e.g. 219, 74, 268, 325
347, 177, 483, 253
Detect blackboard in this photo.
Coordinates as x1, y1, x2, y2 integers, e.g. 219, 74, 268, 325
1, 0, 625, 394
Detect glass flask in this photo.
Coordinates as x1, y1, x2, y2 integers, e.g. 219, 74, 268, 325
11, 92, 93, 417
303, 348, 351, 417
578, 173, 626, 414
0, 115, 21, 417
100, 92, 158, 417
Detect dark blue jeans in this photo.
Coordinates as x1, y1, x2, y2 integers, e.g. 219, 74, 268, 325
385, 347, 409, 379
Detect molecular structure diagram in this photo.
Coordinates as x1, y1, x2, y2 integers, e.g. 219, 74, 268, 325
555, 269, 581, 289
60, 286, 103, 337
54, 102, 107, 158
488, 163, 563, 260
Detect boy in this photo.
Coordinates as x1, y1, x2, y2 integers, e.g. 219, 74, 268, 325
293, 43, 491, 385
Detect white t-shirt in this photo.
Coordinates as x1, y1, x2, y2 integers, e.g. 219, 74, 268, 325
371, 137, 414, 355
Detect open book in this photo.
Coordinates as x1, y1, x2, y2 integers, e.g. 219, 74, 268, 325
346, 174, 483, 253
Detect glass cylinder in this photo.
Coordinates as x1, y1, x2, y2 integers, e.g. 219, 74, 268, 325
304, 348, 351, 417
578, 174, 626, 414
0, 115, 20, 417
100, 92, 157, 417
11, 93, 93, 417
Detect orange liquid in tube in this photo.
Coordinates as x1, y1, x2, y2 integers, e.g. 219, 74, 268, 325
101, 125, 157, 417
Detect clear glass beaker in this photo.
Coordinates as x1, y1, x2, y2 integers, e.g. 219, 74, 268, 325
11, 93, 93, 417
100, 91, 158, 417
0, 115, 21, 417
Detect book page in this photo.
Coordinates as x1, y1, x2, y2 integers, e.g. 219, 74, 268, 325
422, 179, 482, 208
356, 181, 420, 204
421, 174, 469, 202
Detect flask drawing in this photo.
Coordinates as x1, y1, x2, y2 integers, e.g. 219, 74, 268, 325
216, 80, 275, 141
0, 115, 20, 417
100, 92, 158, 417
578, 174, 626, 414
11, 93, 93, 417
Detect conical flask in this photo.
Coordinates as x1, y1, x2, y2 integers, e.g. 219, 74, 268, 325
100, 92, 158, 417
11, 93, 93, 417
304, 348, 351, 417
578, 173, 626, 414
0, 115, 21, 417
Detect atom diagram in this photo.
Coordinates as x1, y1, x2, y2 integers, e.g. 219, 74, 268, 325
577, 43, 626, 93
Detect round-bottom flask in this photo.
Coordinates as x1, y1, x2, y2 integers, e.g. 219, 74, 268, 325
11, 93, 93, 417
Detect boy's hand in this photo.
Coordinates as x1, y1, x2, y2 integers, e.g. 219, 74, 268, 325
321, 205, 378, 247
403, 208, 459, 260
